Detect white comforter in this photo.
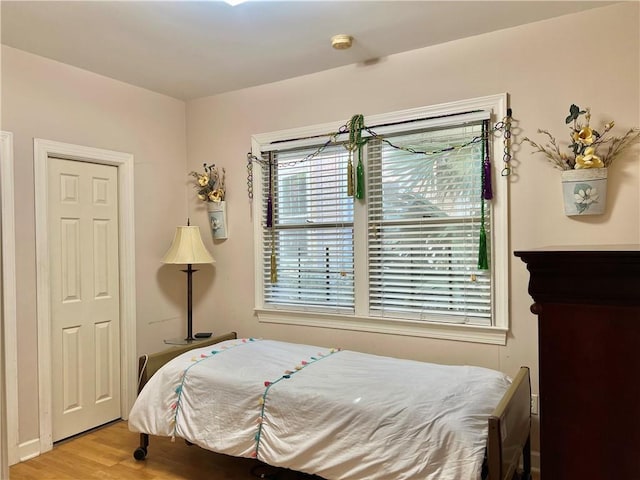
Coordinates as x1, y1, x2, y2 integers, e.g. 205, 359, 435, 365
128, 338, 510, 480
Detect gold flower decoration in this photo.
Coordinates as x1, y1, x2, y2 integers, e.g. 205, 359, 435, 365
197, 174, 209, 187
575, 147, 603, 169
190, 164, 226, 203
523, 104, 639, 170
574, 126, 595, 146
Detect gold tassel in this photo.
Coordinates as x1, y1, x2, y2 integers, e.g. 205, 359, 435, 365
270, 251, 277, 283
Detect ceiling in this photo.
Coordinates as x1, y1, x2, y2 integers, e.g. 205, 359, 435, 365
1, 1, 614, 100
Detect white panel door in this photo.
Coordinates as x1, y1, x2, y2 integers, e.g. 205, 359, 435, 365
48, 158, 120, 442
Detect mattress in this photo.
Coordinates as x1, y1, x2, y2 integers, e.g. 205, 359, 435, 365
128, 338, 511, 480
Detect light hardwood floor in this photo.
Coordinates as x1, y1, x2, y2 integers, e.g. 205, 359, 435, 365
9, 421, 319, 480
9, 421, 540, 480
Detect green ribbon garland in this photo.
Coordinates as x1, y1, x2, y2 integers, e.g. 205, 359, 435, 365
348, 114, 366, 199
477, 120, 489, 270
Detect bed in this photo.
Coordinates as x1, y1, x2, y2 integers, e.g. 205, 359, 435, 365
129, 332, 531, 480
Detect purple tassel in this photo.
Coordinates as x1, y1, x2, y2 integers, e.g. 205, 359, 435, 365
266, 156, 274, 227
266, 197, 273, 228
482, 157, 493, 200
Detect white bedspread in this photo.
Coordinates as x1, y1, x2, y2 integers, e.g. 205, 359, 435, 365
128, 338, 511, 480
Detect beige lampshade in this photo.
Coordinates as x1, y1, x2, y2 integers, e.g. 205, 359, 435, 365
162, 226, 215, 265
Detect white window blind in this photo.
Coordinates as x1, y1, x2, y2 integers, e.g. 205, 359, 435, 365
367, 122, 491, 325
262, 145, 355, 313
253, 94, 509, 343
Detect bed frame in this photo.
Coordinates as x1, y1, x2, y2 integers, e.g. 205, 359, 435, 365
133, 332, 531, 480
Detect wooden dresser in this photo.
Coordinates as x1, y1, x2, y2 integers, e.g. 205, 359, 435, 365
515, 245, 640, 478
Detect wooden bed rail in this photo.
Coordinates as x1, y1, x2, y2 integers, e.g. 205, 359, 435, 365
487, 366, 532, 480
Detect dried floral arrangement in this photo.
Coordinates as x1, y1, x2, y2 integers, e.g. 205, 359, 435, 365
190, 163, 226, 202
523, 104, 640, 170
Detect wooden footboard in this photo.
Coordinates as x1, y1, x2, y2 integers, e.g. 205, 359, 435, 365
487, 367, 532, 480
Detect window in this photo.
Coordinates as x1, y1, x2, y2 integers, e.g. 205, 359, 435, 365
262, 146, 354, 312
252, 94, 509, 344
367, 124, 491, 325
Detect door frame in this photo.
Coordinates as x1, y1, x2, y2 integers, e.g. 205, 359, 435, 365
1, 131, 18, 471
34, 139, 136, 454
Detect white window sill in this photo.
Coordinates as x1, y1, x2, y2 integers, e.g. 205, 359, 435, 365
255, 308, 507, 345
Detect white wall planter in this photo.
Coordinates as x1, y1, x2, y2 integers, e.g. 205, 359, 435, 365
561, 167, 607, 216
207, 201, 228, 239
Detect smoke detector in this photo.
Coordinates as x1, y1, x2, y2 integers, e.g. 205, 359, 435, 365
331, 34, 353, 50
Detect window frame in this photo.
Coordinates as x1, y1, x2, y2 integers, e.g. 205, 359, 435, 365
251, 93, 509, 345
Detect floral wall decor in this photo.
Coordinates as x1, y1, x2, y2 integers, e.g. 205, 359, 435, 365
190, 163, 228, 239
523, 105, 640, 216
191, 163, 226, 202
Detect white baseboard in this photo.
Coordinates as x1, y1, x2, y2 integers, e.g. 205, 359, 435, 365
520, 450, 540, 475
530, 450, 541, 474
17, 439, 40, 463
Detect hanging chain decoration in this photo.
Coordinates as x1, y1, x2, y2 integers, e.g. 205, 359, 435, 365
245, 109, 514, 199
361, 120, 508, 157
501, 108, 513, 176
245, 125, 348, 198
246, 153, 254, 200
245, 110, 514, 275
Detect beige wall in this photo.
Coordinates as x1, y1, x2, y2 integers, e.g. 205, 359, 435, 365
1, 0, 638, 460
186, 1, 639, 456
1, 45, 189, 443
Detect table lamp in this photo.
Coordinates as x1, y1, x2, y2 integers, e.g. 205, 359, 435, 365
162, 221, 215, 342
